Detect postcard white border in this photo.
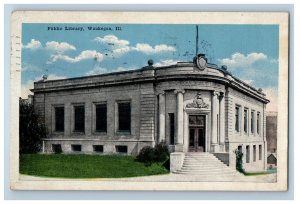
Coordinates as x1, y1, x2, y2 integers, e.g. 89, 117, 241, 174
10, 11, 289, 191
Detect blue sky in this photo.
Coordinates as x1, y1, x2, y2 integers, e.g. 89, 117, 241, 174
21, 23, 279, 111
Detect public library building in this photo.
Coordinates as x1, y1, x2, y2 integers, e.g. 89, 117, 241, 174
32, 54, 269, 171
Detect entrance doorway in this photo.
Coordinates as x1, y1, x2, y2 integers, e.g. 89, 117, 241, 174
188, 115, 206, 152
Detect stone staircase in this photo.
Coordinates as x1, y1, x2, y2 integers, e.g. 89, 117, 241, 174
174, 152, 244, 179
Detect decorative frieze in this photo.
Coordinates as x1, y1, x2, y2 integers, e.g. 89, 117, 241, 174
185, 93, 209, 109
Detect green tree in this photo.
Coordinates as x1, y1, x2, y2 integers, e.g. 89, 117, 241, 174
234, 148, 245, 173
19, 98, 47, 153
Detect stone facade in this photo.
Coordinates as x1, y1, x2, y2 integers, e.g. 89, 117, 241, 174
32, 55, 269, 171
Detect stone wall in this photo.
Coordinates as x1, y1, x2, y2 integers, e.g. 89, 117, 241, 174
40, 82, 155, 154
226, 87, 267, 171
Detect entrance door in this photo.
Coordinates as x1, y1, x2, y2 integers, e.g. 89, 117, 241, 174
188, 115, 206, 152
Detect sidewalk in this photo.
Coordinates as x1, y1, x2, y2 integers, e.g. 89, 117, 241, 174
19, 173, 276, 183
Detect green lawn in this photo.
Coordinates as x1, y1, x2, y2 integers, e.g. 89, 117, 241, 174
20, 154, 169, 178
243, 169, 277, 176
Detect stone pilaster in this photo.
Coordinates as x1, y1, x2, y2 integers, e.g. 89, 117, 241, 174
211, 91, 218, 145
219, 92, 225, 150
174, 89, 185, 150
158, 91, 166, 142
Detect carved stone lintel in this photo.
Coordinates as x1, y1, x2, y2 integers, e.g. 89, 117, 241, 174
186, 93, 209, 109
174, 89, 185, 94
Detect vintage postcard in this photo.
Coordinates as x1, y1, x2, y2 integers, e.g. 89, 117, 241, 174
10, 11, 289, 191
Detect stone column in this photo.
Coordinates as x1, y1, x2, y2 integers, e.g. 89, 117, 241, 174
158, 91, 166, 142
175, 89, 185, 148
219, 93, 225, 150
211, 91, 218, 149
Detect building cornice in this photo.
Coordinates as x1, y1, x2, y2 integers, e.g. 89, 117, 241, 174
32, 64, 269, 104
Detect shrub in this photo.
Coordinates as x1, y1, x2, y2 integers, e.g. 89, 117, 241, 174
19, 98, 48, 154
153, 141, 169, 162
234, 149, 245, 173
137, 141, 170, 165
136, 146, 154, 164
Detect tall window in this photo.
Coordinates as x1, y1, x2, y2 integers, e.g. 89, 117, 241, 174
251, 111, 254, 134
118, 102, 131, 132
74, 105, 85, 132
169, 113, 175, 145
257, 112, 261, 135
244, 108, 248, 133
55, 107, 64, 132
96, 104, 107, 132
235, 106, 240, 132
253, 145, 256, 162
259, 145, 262, 160
246, 145, 250, 163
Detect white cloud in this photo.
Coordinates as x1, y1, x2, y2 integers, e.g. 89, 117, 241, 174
23, 39, 42, 49
45, 41, 76, 52
49, 50, 103, 63
21, 74, 67, 99
263, 87, 278, 112
218, 52, 267, 68
21, 63, 41, 72
153, 59, 178, 67
94, 35, 130, 48
86, 67, 108, 76
240, 79, 254, 85
95, 35, 176, 56
133, 43, 176, 54
86, 66, 137, 76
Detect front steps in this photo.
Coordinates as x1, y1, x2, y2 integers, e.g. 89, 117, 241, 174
173, 152, 244, 179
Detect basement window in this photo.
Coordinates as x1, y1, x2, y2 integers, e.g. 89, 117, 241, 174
71, 145, 82, 152
52, 144, 62, 153
116, 145, 128, 154
93, 145, 104, 153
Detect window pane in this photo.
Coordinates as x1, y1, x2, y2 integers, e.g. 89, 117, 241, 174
235, 106, 240, 132
96, 104, 107, 132
251, 111, 254, 133
259, 145, 262, 160
55, 107, 64, 131
71, 145, 81, 152
253, 145, 256, 162
169, 113, 175, 145
74, 105, 85, 132
116, 145, 127, 153
118, 102, 131, 131
189, 116, 197, 125
257, 112, 260, 134
244, 109, 248, 133
93, 145, 103, 152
